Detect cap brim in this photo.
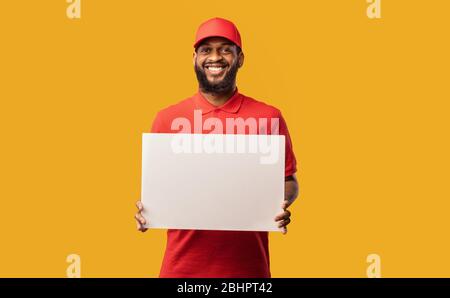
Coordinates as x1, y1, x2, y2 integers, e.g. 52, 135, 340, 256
193, 36, 239, 49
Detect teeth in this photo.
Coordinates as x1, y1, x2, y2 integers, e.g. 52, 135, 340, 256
207, 66, 224, 71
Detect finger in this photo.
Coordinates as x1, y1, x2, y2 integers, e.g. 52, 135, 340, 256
136, 220, 148, 232
274, 210, 291, 221
135, 216, 148, 232
136, 214, 146, 225
277, 218, 291, 228
274, 210, 288, 221
282, 200, 292, 210
285, 209, 291, 219
134, 213, 147, 225
281, 226, 287, 235
136, 200, 144, 211
274, 212, 283, 221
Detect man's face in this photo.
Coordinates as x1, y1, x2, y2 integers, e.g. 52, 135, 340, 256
194, 37, 244, 94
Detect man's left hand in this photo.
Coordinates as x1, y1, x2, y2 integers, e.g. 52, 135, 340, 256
274, 200, 292, 235
274, 175, 299, 235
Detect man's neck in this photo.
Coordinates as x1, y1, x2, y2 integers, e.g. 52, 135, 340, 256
199, 85, 237, 107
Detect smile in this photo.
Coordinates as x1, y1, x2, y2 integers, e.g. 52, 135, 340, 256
205, 65, 227, 75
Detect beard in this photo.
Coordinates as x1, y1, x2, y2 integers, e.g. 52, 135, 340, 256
194, 59, 239, 94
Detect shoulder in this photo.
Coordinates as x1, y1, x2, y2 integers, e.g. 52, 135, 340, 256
156, 96, 194, 119
150, 96, 195, 133
240, 94, 282, 118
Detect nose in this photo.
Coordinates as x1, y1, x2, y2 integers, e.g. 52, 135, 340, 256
206, 48, 223, 63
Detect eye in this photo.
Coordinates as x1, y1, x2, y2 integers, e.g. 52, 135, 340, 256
199, 47, 210, 54
221, 47, 232, 54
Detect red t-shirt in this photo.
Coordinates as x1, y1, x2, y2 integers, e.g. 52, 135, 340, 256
151, 88, 297, 278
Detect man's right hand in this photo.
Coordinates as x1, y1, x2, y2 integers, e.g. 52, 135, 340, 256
135, 200, 148, 232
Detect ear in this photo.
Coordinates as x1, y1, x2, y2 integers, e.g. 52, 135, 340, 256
238, 51, 244, 68
193, 51, 197, 66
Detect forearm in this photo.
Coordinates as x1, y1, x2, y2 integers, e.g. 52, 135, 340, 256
284, 175, 299, 205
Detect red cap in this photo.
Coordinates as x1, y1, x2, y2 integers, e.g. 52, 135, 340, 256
194, 17, 242, 49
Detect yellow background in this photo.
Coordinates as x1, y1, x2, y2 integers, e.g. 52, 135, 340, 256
1, 0, 449, 277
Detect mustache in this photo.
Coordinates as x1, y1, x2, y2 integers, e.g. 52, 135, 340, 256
202, 61, 228, 68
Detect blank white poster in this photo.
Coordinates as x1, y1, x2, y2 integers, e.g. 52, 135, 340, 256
140, 133, 285, 232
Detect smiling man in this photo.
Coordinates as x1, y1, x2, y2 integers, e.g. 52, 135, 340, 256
134, 17, 299, 278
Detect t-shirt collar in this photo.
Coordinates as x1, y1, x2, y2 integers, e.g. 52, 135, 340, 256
193, 87, 243, 115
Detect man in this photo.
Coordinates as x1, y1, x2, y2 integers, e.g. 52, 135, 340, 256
134, 17, 299, 278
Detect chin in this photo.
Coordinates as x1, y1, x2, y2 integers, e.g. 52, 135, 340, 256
207, 78, 224, 85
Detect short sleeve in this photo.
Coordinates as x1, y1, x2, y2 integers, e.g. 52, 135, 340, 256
150, 111, 165, 133
277, 111, 297, 177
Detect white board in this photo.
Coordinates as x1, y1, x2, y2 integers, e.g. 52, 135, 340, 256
140, 133, 285, 232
